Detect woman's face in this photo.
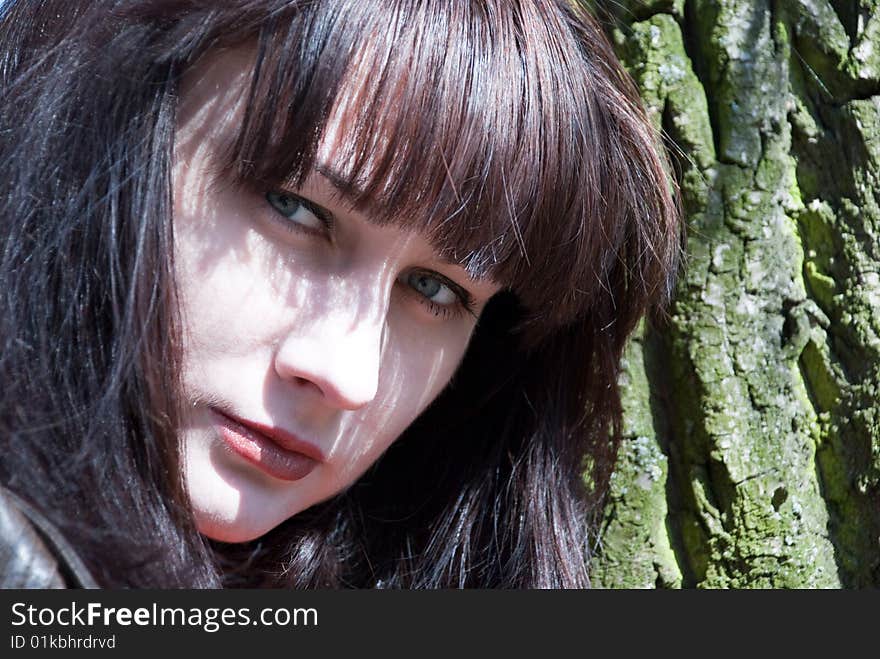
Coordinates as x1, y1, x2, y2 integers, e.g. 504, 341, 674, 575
173, 48, 499, 542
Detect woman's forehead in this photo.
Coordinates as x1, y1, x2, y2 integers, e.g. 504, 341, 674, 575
172, 3, 608, 331
177, 43, 496, 264
175, 45, 501, 296
176, 46, 253, 143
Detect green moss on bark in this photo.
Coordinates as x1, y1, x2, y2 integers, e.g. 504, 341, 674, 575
590, 0, 880, 587
592, 327, 683, 588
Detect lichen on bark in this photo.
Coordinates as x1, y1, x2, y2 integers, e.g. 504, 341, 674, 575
589, 0, 880, 587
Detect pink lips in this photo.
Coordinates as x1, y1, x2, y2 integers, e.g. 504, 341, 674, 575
210, 408, 323, 482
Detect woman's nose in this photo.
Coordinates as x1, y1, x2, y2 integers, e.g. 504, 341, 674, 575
272, 306, 385, 411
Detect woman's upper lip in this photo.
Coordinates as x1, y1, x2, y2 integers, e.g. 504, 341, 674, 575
210, 408, 326, 462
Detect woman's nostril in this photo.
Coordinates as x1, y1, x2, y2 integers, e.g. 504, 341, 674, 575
292, 375, 318, 392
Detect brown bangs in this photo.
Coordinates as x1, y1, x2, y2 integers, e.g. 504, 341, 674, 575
215, 0, 679, 343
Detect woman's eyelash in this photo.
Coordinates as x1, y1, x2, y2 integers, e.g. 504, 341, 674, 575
265, 190, 334, 234
262, 187, 476, 320
404, 270, 477, 320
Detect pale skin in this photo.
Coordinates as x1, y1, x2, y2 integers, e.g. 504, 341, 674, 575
172, 47, 500, 543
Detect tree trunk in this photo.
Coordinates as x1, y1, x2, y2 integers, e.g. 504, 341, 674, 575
588, 0, 880, 588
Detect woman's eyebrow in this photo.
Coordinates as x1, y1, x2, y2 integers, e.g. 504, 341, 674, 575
315, 164, 366, 199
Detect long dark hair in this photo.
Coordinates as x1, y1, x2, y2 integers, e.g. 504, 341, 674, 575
0, 0, 681, 587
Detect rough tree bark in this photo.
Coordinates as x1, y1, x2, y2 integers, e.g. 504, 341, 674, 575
587, 0, 880, 588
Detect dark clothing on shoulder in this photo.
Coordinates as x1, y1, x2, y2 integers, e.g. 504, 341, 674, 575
0, 486, 98, 588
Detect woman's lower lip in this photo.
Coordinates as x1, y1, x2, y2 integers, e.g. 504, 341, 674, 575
211, 410, 318, 482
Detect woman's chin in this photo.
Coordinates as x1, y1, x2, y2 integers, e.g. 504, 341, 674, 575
195, 513, 276, 544
189, 481, 290, 543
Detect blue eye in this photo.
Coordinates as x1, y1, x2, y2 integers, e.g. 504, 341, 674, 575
403, 271, 461, 307
265, 191, 326, 231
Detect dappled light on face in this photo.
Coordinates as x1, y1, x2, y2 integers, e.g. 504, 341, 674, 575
173, 43, 489, 543
322, 341, 453, 469
174, 48, 252, 214
173, 48, 260, 281
180, 264, 465, 542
